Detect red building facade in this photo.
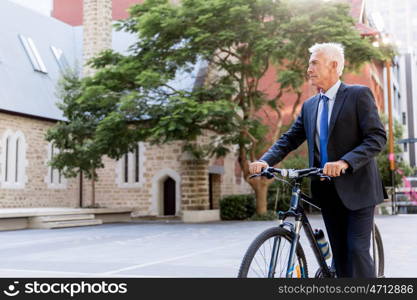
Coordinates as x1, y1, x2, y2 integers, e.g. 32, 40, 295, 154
51, 0, 144, 26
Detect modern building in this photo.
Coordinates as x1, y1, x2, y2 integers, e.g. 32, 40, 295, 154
366, 0, 417, 168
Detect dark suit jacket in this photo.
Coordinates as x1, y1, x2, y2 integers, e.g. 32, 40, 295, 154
260, 82, 387, 210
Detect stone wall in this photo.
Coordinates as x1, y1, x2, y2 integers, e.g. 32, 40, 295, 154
81, 141, 185, 216
180, 158, 209, 211
0, 113, 79, 208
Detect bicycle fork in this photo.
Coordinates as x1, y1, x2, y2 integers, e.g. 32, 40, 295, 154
268, 235, 282, 277
267, 219, 303, 278
286, 220, 302, 278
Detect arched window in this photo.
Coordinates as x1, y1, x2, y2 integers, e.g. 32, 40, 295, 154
15, 138, 20, 183
124, 153, 129, 183
134, 143, 139, 183
4, 136, 10, 182
45, 142, 66, 189
1, 130, 27, 189
116, 142, 144, 188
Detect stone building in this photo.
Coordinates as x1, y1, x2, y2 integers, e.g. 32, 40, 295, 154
0, 0, 252, 218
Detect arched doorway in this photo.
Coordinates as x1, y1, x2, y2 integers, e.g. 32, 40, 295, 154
150, 168, 181, 216
163, 177, 176, 216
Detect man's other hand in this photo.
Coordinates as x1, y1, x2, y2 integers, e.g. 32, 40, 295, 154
249, 161, 269, 175
322, 160, 349, 178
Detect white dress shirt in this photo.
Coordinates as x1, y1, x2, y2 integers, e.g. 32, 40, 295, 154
315, 80, 341, 152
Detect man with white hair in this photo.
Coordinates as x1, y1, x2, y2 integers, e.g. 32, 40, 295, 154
249, 42, 386, 277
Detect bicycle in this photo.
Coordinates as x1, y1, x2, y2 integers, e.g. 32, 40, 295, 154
237, 167, 384, 278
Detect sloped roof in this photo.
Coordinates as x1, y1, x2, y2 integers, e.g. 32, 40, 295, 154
0, 0, 78, 121
0, 0, 202, 121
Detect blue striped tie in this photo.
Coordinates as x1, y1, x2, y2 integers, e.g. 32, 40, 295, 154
319, 94, 329, 168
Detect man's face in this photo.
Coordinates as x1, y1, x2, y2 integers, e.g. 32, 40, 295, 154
307, 51, 337, 90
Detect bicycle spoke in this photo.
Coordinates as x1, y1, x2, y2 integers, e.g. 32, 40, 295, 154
277, 240, 290, 276
278, 247, 290, 277
250, 259, 263, 277
251, 244, 270, 277
261, 244, 268, 274
252, 255, 266, 277
248, 236, 294, 277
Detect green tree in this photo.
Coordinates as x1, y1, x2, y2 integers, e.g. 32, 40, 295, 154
48, 0, 388, 214
46, 70, 106, 207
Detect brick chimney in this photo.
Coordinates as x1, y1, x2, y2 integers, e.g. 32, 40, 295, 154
83, 0, 112, 75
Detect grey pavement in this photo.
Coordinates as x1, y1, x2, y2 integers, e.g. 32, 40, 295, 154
0, 214, 415, 277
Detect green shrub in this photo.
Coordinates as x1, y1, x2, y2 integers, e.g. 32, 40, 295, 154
220, 194, 255, 220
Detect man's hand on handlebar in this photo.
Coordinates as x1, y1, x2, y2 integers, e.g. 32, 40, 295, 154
321, 160, 349, 180
249, 161, 269, 175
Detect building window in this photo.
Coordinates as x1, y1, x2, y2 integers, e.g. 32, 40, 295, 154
134, 143, 139, 183
45, 143, 67, 189
18, 34, 48, 73
4, 137, 10, 182
1, 130, 28, 189
124, 153, 129, 183
51, 46, 69, 71
116, 142, 144, 188
15, 138, 19, 182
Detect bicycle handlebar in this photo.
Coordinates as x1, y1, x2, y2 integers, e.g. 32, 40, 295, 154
249, 167, 331, 180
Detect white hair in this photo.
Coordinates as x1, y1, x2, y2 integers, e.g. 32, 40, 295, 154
309, 42, 345, 76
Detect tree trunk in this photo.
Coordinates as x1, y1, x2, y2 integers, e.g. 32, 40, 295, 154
291, 91, 303, 121
238, 145, 273, 215
250, 178, 270, 215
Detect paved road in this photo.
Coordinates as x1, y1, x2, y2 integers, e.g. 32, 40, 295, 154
0, 214, 415, 277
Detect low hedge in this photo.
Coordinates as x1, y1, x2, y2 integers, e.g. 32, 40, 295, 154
219, 194, 255, 220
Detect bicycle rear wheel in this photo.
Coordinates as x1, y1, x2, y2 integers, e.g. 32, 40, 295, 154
238, 227, 308, 278
372, 224, 384, 277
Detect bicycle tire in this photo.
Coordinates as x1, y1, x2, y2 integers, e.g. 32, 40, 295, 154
374, 224, 384, 277
238, 227, 308, 278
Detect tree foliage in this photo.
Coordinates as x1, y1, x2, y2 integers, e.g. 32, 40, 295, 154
47, 0, 390, 213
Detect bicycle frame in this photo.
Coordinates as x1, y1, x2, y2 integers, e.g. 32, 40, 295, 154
246, 167, 383, 278
271, 180, 333, 278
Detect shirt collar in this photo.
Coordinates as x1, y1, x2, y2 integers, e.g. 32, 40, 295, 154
320, 80, 341, 101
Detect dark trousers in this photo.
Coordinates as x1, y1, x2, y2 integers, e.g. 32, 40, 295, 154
312, 180, 376, 278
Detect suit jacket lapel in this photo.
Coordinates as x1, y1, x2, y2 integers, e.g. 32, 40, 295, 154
328, 82, 348, 138
309, 94, 320, 140
308, 94, 320, 167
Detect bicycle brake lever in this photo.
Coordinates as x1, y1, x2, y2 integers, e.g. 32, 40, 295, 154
249, 172, 273, 179
319, 174, 331, 180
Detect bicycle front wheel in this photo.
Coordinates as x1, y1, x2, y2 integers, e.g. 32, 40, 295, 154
238, 227, 308, 278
